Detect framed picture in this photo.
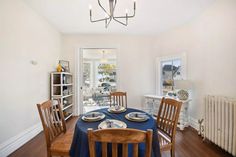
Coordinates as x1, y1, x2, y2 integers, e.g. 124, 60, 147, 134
59, 60, 70, 72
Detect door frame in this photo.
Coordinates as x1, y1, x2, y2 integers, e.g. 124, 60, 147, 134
76, 47, 120, 115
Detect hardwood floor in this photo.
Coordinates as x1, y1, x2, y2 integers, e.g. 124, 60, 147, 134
9, 116, 233, 157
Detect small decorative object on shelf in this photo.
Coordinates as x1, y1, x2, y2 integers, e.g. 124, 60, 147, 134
177, 89, 189, 100
166, 91, 177, 98
51, 72, 73, 121
174, 80, 192, 101
63, 99, 68, 105
59, 60, 70, 72
57, 64, 63, 72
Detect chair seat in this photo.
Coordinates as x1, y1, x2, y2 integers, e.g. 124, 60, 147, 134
158, 131, 172, 151
50, 131, 73, 156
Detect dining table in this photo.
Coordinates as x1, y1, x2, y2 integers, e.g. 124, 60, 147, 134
70, 108, 161, 157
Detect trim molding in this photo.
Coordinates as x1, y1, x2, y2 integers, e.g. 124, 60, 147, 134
0, 123, 42, 157
189, 116, 199, 131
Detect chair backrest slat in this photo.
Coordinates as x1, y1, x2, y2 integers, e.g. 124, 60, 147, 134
112, 143, 118, 157
88, 128, 153, 157
102, 142, 107, 157
166, 104, 173, 135
133, 143, 138, 157
110, 92, 127, 107
122, 143, 128, 157
156, 98, 182, 140
37, 100, 66, 149
44, 108, 55, 140
51, 105, 62, 134
48, 107, 58, 137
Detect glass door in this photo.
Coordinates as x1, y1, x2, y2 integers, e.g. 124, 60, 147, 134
81, 48, 117, 113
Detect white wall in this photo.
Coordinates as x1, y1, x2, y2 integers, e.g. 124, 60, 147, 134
153, 0, 236, 120
0, 0, 61, 148
62, 34, 157, 113
1, 0, 235, 153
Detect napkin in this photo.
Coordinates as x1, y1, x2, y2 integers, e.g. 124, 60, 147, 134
105, 120, 122, 128
105, 120, 113, 128
114, 105, 121, 110
129, 113, 147, 119
85, 112, 102, 118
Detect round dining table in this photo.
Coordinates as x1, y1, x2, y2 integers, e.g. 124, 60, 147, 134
70, 108, 161, 157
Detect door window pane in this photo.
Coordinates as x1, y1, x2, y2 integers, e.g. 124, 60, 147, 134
97, 63, 117, 91
83, 62, 91, 87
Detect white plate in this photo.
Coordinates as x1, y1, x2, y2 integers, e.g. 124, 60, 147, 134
125, 112, 149, 122
82, 112, 105, 122
108, 106, 126, 113
98, 119, 127, 129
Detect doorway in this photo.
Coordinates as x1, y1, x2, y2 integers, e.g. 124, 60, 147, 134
79, 48, 117, 113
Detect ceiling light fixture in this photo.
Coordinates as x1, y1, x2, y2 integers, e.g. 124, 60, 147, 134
89, 0, 136, 28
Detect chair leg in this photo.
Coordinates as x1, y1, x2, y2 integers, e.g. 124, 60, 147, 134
170, 147, 175, 157
47, 151, 52, 157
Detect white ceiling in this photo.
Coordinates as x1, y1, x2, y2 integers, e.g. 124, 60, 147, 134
24, 0, 215, 35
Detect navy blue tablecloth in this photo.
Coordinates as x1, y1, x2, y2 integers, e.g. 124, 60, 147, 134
70, 108, 161, 157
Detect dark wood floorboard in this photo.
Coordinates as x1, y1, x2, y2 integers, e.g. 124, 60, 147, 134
9, 116, 233, 157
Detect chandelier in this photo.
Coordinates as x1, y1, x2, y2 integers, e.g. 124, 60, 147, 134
89, 0, 136, 28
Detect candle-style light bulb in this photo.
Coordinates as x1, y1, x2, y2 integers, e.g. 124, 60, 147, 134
133, 0, 136, 10
89, 5, 92, 17
125, 9, 128, 14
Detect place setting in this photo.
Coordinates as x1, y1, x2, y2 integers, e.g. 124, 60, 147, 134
81, 111, 105, 122
107, 105, 127, 113
125, 112, 150, 122
98, 119, 127, 129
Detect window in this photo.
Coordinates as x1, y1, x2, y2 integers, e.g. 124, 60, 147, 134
156, 54, 186, 95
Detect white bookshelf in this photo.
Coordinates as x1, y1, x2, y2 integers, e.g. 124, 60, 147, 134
51, 72, 73, 121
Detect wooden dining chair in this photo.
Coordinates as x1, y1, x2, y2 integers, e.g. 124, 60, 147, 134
109, 91, 127, 107
156, 98, 182, 157
37, 100, 73, 157
88, 128, 153, 157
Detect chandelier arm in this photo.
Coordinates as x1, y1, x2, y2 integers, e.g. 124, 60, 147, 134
98, 0, 110, 16
105, 18, 112, 28
113, 14, 135, 19
113, 17, 127, 26
114, 8, 135, 19
90, 17, 110, 23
